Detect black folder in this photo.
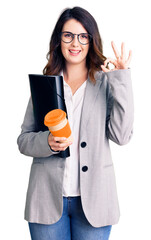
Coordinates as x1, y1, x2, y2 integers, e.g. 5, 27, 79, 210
29, 74, 70, 158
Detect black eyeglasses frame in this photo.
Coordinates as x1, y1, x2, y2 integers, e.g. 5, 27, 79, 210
60, 31, 92, 45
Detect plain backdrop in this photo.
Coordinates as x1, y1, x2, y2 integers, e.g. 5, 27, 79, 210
0, 0, 151, 239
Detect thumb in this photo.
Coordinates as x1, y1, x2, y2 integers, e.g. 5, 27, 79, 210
101, 65, 110, 73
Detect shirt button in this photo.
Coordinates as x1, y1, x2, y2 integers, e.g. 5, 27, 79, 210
82, 166, 88, 172
81, 142, 87, 148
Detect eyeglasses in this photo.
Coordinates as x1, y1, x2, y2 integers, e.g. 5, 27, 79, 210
60, 31, 92, 45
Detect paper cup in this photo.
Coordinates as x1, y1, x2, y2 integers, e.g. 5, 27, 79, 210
44, 109, 72, 143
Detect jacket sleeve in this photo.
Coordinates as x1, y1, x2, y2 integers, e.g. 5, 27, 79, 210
106, 69, 134, 145
17, 98, 58, 158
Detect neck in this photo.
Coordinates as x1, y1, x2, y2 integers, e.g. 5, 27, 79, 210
63, 63, 88, 95
63, 63, 88, 83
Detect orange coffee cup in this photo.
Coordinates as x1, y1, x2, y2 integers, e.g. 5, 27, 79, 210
44, 109, 73, 143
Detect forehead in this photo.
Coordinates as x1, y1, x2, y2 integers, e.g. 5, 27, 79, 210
62, 19, 87, 33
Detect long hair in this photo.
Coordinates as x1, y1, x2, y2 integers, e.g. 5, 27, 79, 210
43, 7, 106, 82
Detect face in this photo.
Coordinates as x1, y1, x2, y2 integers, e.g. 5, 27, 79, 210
61, 19, 89, 67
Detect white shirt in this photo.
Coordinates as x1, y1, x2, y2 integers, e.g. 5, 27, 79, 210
62, 77, 87, 197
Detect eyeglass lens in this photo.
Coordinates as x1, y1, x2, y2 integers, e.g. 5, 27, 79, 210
61, 32, 91, 45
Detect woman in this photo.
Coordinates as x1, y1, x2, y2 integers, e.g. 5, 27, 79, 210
17, 6, 133, 240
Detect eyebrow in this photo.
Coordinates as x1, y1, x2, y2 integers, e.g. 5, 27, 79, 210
62, 31, 88, 34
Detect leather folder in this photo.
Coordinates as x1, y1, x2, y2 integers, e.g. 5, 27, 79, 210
29, 74, 70, 158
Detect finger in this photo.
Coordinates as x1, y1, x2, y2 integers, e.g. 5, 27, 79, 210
101, 57, 117, 72
104, 58, 117, 66
111, 41, 120, 59
101, 65, 110, 73
121, 42, 126, 60
53, 136, 67, 142
52, 145, 67, 151
103, 58, 110, 67
52, 141, 72, 151
58, 141, 72, 148
53, 141, 72, 148
126, 50, 132, 66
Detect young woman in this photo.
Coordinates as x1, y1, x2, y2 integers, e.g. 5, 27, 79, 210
17, 6, 133, 240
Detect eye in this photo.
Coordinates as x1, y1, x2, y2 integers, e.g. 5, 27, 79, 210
63, 32, 72, 38
80, 34, 88, 39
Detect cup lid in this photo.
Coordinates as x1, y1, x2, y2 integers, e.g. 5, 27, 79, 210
44, 109, 66, 126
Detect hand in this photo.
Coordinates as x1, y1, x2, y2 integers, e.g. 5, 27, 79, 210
101, 41, 132, 72
48, 133, 73, 152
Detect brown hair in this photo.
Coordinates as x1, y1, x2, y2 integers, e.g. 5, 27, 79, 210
43, 7, 106, 82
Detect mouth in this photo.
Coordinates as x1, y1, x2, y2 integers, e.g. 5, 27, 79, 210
69, 49, 81, 56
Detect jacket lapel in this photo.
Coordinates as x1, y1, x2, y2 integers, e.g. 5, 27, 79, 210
80, 73, 103, 134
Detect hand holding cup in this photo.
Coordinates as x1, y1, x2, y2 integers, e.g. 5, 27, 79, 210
44, 109, 73, 152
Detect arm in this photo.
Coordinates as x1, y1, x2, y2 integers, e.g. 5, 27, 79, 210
17, 98, 73, 158
102, 41, 134, 145
17, 98, 58, 158
106, 69, 134, 145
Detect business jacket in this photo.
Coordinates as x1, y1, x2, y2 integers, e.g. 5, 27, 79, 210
17, 69, 134, 227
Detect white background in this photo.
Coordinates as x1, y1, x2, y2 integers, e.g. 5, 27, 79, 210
0, 0, 151, 239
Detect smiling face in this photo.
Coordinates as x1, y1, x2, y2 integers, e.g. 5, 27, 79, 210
61, 19, 89, 67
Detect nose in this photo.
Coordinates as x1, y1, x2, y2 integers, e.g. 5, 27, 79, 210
72, 35, 79, 47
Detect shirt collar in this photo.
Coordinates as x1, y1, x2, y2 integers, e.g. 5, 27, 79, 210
60, 71, 68, 87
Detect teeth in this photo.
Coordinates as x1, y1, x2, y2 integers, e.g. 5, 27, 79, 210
69, 50, 80, 53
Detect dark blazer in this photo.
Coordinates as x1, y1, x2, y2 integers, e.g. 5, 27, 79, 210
17, 69, 134, 227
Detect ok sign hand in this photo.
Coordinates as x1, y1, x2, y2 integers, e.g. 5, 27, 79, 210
101, 41, 132, 72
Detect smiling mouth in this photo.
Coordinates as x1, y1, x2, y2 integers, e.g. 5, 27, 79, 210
69, 50, 81, 55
